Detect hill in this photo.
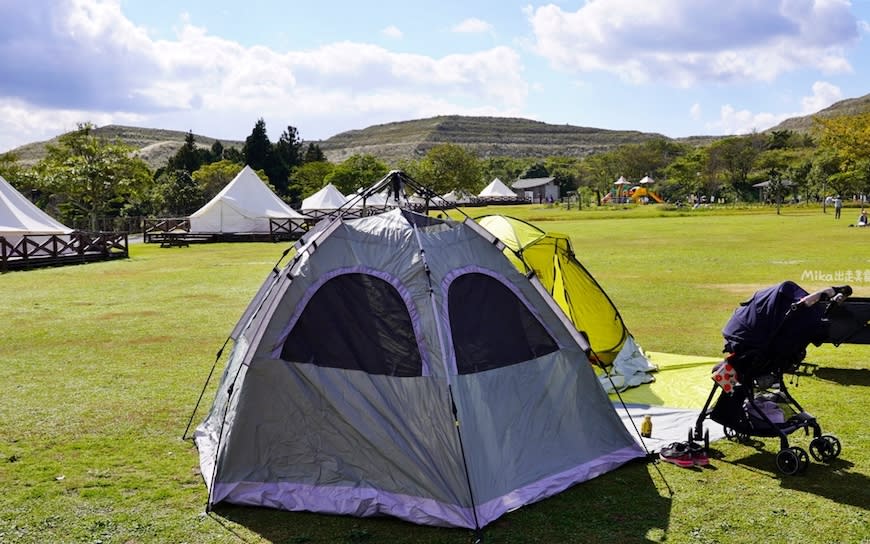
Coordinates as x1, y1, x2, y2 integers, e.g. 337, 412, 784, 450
9, 93, 867, 169
767, 92, 870, 133
9, 125, 245, 169
6, 117, 684, 168
318, 115, 671, 163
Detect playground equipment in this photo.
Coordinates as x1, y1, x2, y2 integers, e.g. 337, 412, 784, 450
628, 186, 664, 204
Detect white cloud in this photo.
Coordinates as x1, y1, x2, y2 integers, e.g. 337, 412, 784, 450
708, 105, 784, 135
690, 103, 702, 120
800, 81, 842, 113
707, 81, 843, 134
0, 98, 145, 153
452, 18, 493, 34
0, 1, 528, 151
526, 0, 860, 86
381, 25, 403, 39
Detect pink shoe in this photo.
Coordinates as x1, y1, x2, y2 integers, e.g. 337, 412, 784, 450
660, 442, 694, 468
689, 442, 709, 466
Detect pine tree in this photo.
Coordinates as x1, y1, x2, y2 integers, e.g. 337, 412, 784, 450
304, 142, 326, 163
243, 118, 273, 173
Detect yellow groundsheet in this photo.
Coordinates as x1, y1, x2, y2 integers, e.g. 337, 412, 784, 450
608, 352, 723, 409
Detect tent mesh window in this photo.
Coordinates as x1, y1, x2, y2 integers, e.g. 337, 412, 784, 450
449, 272, 558, 374
280, 273, 423, 377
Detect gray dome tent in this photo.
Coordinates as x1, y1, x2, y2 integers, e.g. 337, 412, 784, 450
194, 172, 644, 530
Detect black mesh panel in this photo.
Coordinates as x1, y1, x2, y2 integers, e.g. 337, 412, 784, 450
449, 273, 558, 374
281, 273, 423, 377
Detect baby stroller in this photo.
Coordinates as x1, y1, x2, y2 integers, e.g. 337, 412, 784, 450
692, 281, 870, 474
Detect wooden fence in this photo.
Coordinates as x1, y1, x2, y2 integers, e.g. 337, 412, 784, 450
0, 232, 129, 271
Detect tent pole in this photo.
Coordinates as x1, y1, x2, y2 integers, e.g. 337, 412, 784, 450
182, 338, 231, 440
408, 218, 482, 536
598, 356, 674, 496
448, 384, 483, 539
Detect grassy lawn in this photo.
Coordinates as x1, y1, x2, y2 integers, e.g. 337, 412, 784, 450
1, 203, 868, 544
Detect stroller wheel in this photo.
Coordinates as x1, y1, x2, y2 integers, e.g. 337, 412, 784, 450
723, 426, 736, 439
791, 447, 809, 473
809, 435, 841, 462
776, 448, 804, 475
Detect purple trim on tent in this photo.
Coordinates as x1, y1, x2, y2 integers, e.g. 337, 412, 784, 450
270, 266, 432, 376
213, 480, 476, 528
439, 265, 563, 376
212, 444, 643, 529
474, 444, 644, 524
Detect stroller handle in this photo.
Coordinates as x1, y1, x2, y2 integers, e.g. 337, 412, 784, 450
792, 285, 852, 311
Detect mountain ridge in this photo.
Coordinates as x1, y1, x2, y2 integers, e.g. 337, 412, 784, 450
5, 92, 868, 168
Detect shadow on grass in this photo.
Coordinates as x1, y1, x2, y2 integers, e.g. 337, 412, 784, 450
716, 449, 870, 511
211, 462, 672, 544
812, 367, 870, 387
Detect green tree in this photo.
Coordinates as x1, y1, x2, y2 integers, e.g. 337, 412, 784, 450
661, 147, 707, 202
304, 142, 326, 163
767, 130, 795, 150
808, 150, 842, 212
270, 125, 304, 195
192, 160, 247, 201
290, 161, 336, 203
815, 112, 870, 198
479, 156, 530, 185
705, 134, 765, 198
223, 146, 244, 164
34, 123, 152, 230
0, 151, 22, 182
324, 154, 389, 195
766, 168, 786, 214
209, 140, 225, 163
167, 131, 205, 174
613, 138, 687, 182
411, 143, 481, 195
275, 126, 303, 168
578, 151, 621, 204
243, 118, 274, 175
520, 162, 549, 179
544, 156, 584, 198
160, 169, 204, 216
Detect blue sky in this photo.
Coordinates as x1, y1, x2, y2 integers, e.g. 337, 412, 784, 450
1, 0, 868, 153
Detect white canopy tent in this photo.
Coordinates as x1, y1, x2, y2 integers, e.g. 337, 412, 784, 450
301, 184, 348, 212
441, 190, 472, 204
478, 178, 517, 198
189, 166, 306, 233
0, 175, 73, 247
345, 189, 389, 209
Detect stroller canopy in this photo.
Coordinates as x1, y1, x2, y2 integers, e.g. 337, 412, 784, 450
722, 281, 827, 368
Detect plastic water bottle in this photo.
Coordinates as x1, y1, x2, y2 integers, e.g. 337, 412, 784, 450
641, 415, 653, 438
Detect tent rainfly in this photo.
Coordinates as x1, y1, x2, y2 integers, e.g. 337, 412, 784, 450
0, 174, 73, 247
189, 166, 306, 233
195, 206, 644, 530
478, 178, 517, 198
301, 183, 348, 212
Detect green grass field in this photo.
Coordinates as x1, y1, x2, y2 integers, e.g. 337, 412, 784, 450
1, 204, 868, 544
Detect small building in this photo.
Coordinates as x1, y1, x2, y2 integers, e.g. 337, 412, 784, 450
511, 177, 559, 203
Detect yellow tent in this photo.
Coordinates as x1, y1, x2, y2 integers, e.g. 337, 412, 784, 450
476, 215, 629, 365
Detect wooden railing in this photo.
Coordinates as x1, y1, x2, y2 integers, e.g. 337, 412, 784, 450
143, 218, 190, 243
1, 231, 129, 271
269, 218, 309, 240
